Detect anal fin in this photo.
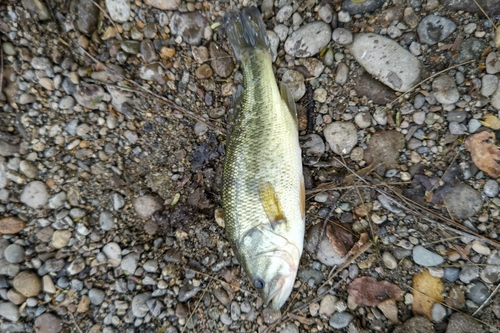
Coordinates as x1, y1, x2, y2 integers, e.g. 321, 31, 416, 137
258, 181, 287, 229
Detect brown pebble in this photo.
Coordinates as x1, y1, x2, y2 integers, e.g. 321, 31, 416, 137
175, 302, 189, 317
77, 295, 91, 313
160, 47, 176, 59
7, 289, 26, 305
195, 64, 213, 79
0, 217, 26, 234
144, 220, 158, 235
13, 270, 42, 297
34, 313, 63, 333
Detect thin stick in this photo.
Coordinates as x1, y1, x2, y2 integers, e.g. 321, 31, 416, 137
472, 282, 500, 317
181, 277, 213, 333
68, 312, 84, 333
471, 0, 497, 30
79, 47, 226, 135
90, 0, 123, 40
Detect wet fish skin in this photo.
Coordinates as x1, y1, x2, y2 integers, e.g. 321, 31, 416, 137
222, 7, 305, 310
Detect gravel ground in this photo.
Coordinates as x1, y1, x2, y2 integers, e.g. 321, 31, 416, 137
1, 0, 500, 332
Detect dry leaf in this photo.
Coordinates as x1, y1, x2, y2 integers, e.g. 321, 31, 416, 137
465, 131, 500, 178
325, 223, 353, 257
480, 114, 500, 130
377, 299, 400, 324
347, 276, 404, 306
347, 232, 369, 256
412, 269, 443, 321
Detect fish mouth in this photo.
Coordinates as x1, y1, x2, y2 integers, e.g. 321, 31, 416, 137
263, 272, 297, 310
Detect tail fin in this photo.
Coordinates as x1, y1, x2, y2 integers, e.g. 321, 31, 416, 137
223, 7, 270, 62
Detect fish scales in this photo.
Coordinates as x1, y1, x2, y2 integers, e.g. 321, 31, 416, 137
222, 7, 305, 310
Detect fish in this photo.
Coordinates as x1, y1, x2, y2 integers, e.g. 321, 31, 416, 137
221, 7, 305, 310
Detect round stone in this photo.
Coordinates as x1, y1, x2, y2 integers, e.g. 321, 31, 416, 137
4, 244, 25, 263
13, 271, 42, 297
20, 181, 49, 209
52, 230, 72, 249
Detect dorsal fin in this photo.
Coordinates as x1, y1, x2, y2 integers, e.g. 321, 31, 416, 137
279, 82, 297, 124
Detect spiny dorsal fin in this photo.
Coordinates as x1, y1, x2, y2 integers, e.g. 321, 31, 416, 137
279, 82, 297, 124
258, 181, 287, 229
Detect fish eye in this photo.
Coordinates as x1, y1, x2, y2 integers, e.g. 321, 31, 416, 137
253, 278, 265, 289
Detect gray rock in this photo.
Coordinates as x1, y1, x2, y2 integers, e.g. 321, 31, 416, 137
323, 122, 357, 155
267, 31, 279, 62
76, 0, 99, 35
432, 303, 446, 323
0, 302, 20, 322
19, 160, 37, 178
99, 211, 115, 231
21, 0, 50, 20
282, 70, 305, 101
459, 266, 480, 283
348, 33, 421, 92
441, 0, 500, 14
492, 85, 500, 110
466, 281, 490, 305
412, 246, 444, 267
446, 312, 484, 333
133, 195, 163, 219
140, 39, 157, 63
300, 134, 325, 165
377, 194, 402, 214
441, 183, 482, 219
468, 119, 481, 133
20, 181, 48, 209
417, 15, 456, 45
88, 288, 106, 305
105, 0, 130, 23
449, 122, 466, 135
121, 40, 140, 54
74, 84, 105, 110
318, 5, 333, 23
481, 74, 498, 97
18, 94, 37, 104
335, 63, 348, 85
329, 312, 354, 329
274, 24, 288, 42
280, 323, 299, 333
30, 57, 51, 70
103, 242, 122, 267
67, 257, 85, 275
454, 38, 487, 64
48, 192, 66, 209
131, 292, 152, 317
393, 316, 433, 333
276, 5, 293, 22
112, 193, 125, 210
178, 284, 201, 302
284, 22, 332, 57
4, 244, 25, 264
354, 112, 371, 129
342, 0, 384, 14
447, 111, 466, 123
433, 75, 460, 104
121, 253, 139, 274
143, 260, 158, 273
443, 267, 460, 282
332, 28, 353, 45
144, 0, 180, 10
169, 12, 208, 45
486, 52, 500, 74
483, 179, 499, 197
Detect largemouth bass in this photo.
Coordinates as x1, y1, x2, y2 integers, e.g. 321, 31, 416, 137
222, 7, 305, 310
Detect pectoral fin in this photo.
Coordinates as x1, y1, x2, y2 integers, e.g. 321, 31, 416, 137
258, 181, 287, 229
279, 82, 297, 124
